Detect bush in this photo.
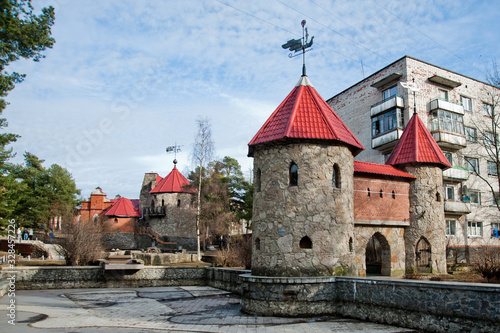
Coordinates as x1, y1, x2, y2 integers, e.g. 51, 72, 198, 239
214, 235, 251, 268
470, 247, 500, 282
58, 221, 105, 266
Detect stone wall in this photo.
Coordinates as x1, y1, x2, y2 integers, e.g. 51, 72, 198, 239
1, 266, 499, 332
405, 165, 447, 274
251, 142, 355, 277
205, 267, 250, 294
0, 266, 206, 290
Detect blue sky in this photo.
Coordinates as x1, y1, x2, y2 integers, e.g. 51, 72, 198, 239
5, 0, 500, 200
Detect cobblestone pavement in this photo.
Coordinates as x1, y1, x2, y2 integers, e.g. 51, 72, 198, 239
1, 286, 419, 332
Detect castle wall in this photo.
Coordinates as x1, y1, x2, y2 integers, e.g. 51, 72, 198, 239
353, 175, 410, 223
405, 165, 447, 273
251, 142, 355, 277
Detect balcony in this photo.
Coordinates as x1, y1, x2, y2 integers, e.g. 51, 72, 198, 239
430, 98, 464, 115
442, 166, 469, 182
372, 128, 404, 150
444, 201, 471, 216
430, 112, 466, 150
143, 206, 166, 217
370, 95, 404, 117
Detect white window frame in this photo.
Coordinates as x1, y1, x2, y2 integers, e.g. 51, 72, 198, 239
461, 96, 472, 112
469, 190, 481, 205
465, 126, 477, 142
465, 157, 479, 174
446, 220, 456, 237
487, 161, 498, 176
468, 221, 483, 238
483, 103, 493, 117
445, 185, 455, 201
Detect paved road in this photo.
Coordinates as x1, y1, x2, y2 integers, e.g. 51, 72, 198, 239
0, 286, 419, 332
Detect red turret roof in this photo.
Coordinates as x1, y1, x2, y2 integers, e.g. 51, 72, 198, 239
354, 161, 416, 179
248, 76, 364, 157
385, 113, 450, 169
150, 165, 192, 193
103, 197, 141, 217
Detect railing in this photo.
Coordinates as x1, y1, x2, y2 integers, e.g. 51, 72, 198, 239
135, 226, 177, 246
143, 206, 166, 216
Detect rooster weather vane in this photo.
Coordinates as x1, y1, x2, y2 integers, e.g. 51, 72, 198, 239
281, 20, 314, 76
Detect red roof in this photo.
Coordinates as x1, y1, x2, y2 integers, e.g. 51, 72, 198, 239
103, 197, 141, 217
354, 161, 416, 179
385, 113, 450, 169
248, 76, 364, 156
150, 165, 192, 193
155, 175, 163, 183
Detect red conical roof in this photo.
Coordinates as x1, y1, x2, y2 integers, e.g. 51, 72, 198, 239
385, 113, 450, 169
248, 76, 364, 157
150, 165, 192, 193
104, 197, 141, 217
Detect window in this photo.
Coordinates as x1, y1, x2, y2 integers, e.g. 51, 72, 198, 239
299, 236, 312, 249
383, 85, 398, 100
255, 238, 261, 251
465, 126, 477, 142
439, 89, 449, 100
256, 168, 261, 192
367, 188, 371, 197
469, 191, 480, 204
436, 192, 441, 202
492, 223, 500, 238
332, 164, 340, 188
379, 189, 383, 198
371, 109, 403, 137
484, 132, 496, 146
392, 190, 396, 199
444, 152, 453, 165
114, 218, 118, 223
177, 199, 181, 207
488, 161, 498, 176
384, 152, 392, 162
492, 192, 500, 207
483, 103, 493, 117
461, 96, 472, 112
431, 110, 464, 135
465, 157, 479, 174
468, 221, 483, 237
161, 199, 165, 206
446, 220, 456, 236
445, 185, 455, 200
289, 162, 298, 186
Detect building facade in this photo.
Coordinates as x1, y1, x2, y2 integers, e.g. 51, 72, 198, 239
327, 56, 500, 260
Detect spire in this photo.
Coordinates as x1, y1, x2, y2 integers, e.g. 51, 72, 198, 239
282, 20, 314, 77
150, 161, 193, 193
385, 113, 451, 169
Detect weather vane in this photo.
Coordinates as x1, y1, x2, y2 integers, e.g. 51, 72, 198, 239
282, 20, 314, 76
166, 142, 183, 164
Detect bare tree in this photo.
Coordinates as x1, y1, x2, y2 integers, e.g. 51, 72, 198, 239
58, 218, 105, 266
191, 117, 214, 260
465, 61, 500, 211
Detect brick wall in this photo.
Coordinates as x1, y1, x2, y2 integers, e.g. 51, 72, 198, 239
353, 175, 410, 223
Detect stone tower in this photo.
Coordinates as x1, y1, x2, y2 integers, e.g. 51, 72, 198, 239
248, 75, 364, 277
386, 113, 451, 274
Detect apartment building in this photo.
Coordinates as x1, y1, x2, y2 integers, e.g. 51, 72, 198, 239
327, 56, 500, 259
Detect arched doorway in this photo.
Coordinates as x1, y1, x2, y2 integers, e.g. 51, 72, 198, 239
416, 237, 431, 273
365, 233, 391, 276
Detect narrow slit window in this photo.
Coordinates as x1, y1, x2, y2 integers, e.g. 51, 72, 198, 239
379, 190, 383, 198
290, 162, 298, 186
367, 188, 371, 197
255, 238, 261, 251
256, 168, 262, 192
333, 164, 341, 188
392, 190, 396, 199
